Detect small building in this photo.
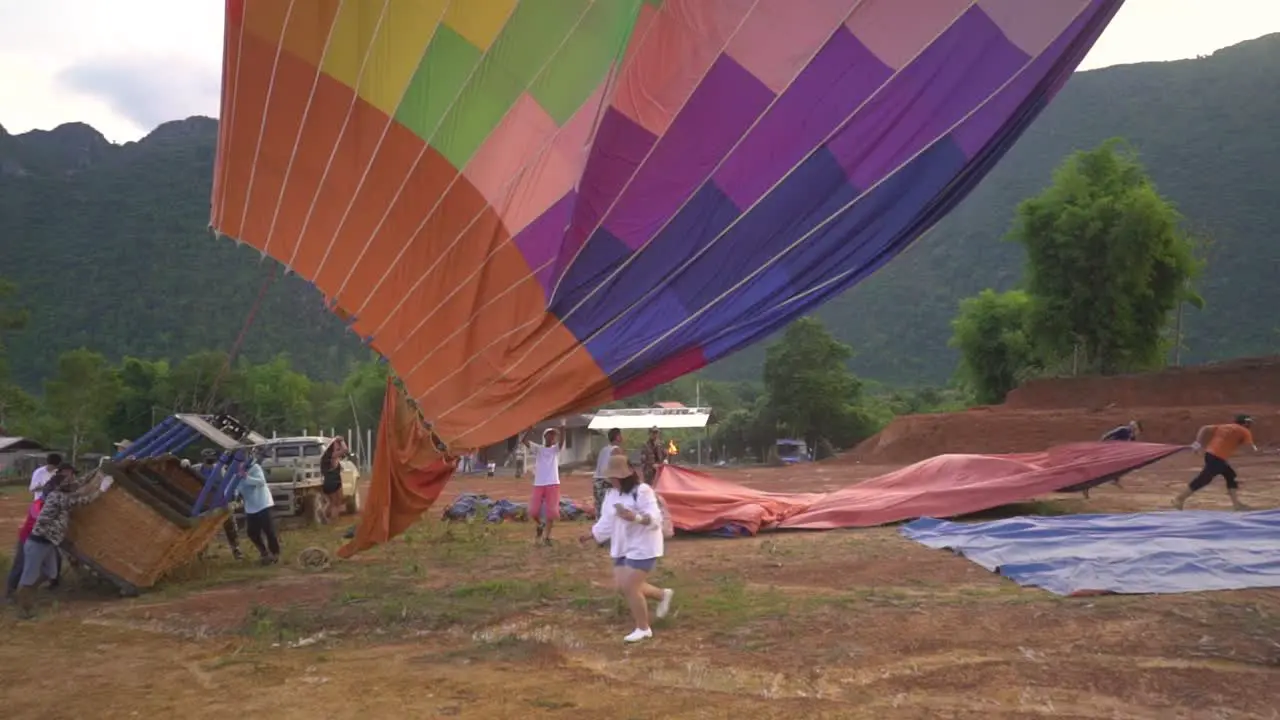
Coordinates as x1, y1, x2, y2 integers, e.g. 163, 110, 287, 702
0, 437, 46, 480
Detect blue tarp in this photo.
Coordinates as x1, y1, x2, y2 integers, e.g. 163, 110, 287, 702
901, 510, 1280, 596
441, 492, 591, 523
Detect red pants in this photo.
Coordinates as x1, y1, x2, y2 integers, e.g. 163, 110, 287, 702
529, 484, 561, 522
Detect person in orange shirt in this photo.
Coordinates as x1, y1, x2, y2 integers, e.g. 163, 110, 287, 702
1173, 415, 1258, 511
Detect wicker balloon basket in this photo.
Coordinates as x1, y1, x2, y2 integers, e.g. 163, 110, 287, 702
65, 456, 229, 595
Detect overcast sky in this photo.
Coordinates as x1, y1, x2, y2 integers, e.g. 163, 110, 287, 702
1, 0, 1277, 144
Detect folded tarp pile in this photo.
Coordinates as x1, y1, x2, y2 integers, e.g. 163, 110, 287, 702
901, 509, 1280, 596
658, 442, 1184, 535
441, 492, 591, 523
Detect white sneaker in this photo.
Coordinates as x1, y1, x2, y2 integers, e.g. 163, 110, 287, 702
623, 628, 653, 643
655, 588, 674, 619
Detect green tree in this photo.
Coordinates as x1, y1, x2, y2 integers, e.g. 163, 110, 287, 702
322, 358, 389, 435
238, 355, 315, 434
44, 348, 123, 460
1010, 139, 1201, 374
169, 351, 243, 413
949, 289, 1039, 404
761, 317, 866, 450
106, 357, 173, 442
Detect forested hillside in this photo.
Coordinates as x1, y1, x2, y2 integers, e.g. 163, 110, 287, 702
1, 34, 1276, 390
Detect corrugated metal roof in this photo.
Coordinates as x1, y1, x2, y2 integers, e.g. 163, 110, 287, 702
0, 436, 44, 452
589, 407, 711, 430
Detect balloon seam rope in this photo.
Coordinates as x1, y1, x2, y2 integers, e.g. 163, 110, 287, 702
680, 3, 1115, 350
404, 1, 854, 390
353, 0, 602, 334
334, 0, 524, 318
286, 0, 392, 273
260, 0, 353, 260
605, 10, 1089, 378
708, 226, 939, 342
545, 0, 780, 303
451, 2, 1079, 442
213, 4, 248, 228
233, 0, 299, 242
390, 15, 636, 378
544, 0, 945, 324
395, 264, 552, 382
324, 0, 456, 299
385, 0, 755, 362
435, 0, 949, 424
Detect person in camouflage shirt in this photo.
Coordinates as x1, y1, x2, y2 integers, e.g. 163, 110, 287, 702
640, 427, 667, 486
13, 463, 112, 618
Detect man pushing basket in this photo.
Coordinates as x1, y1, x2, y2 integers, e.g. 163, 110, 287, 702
12, 464, 114, 619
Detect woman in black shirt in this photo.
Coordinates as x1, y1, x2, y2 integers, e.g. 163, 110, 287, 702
320, 437, 348, 523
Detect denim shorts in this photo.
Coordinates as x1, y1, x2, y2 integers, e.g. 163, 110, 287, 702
612, 556, 657, 572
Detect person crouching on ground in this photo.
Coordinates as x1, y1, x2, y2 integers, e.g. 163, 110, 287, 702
1079, 419, 1144, 499
13, 463, 113, 618
581, 455, 674, 643
1173, 414, 1258, 511
236, 451, 281, 565
522, 426, 564, 546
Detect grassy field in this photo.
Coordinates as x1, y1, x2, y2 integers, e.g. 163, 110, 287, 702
1, 455, 1279, 719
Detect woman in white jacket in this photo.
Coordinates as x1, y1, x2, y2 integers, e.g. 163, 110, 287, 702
581, 455, 675, 643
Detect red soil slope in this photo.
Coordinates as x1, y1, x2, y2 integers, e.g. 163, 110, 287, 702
850, 357, 1280, 464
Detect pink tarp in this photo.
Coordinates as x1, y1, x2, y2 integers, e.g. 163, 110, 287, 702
657, 442, 1186, 535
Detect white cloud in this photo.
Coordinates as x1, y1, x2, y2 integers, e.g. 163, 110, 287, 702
56, 54, 220, 132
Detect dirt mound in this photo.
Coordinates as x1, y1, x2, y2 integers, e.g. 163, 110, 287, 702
1004, 356, 1280, 410
849, 405, 1279, 464
848, 357, 1280, 464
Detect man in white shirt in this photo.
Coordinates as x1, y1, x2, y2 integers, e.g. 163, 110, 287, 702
29, 453, 62, 500
522, 427, 564, 546
592, 429, 623, 519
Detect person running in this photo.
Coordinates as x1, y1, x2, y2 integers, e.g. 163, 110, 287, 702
592, 429, 623, 519
237, 451, 281, 565
320, 437, 348, 524
581, 454, 674, 643
522, 427, 564, 545
1173, 415, 1258, 511
200, 449, 244, 560
13, 464, 113, 618
641, 427, 667, 486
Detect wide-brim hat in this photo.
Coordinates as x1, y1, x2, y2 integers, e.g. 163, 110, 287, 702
113, 439, 132, 449
604, 454, 633, 480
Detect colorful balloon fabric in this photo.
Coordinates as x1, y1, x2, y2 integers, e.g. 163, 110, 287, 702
212, 0, 1125, 448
